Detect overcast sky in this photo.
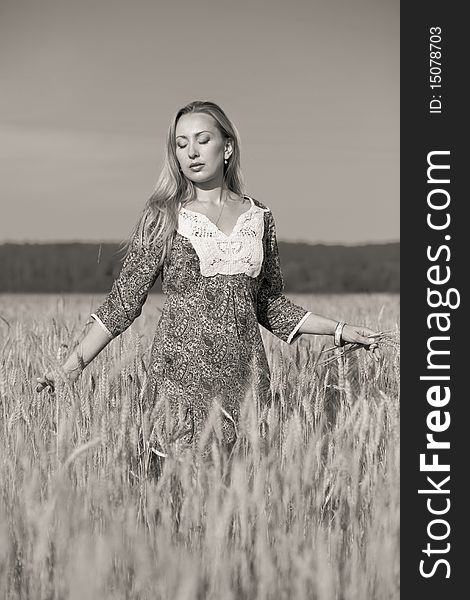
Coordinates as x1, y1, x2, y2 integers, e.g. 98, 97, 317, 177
0, 0, 399, 244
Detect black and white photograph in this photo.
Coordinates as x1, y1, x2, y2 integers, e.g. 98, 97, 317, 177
0, 0, 405, 598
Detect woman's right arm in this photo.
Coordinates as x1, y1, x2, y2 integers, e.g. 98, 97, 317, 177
36, 218, 165, 393
36, 320, 112, 392
63, 320, 113, 379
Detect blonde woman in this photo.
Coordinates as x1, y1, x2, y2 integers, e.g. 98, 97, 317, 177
36, 100, 380, 457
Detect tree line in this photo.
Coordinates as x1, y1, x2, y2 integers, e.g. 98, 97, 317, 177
0, 242, 399, 294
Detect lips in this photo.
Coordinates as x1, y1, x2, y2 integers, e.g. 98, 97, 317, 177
189, 163, 204, 170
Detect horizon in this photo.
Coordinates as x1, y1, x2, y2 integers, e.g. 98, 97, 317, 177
0, 238, 400, 248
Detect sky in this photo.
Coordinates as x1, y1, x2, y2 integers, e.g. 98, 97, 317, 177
0, 0, 399, 245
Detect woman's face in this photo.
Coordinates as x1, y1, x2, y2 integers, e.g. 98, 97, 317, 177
175, 112, 230, 184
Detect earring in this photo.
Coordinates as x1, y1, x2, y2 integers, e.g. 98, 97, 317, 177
224, 158, 228, 165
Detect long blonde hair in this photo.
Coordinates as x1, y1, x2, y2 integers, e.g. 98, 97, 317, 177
118, 100, 246, 269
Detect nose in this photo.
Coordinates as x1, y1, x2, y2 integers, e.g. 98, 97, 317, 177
187, 141, 200, 160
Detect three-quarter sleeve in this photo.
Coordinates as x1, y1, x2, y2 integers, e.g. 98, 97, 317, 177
91, 228, 164, 340
256, 209, 311, 344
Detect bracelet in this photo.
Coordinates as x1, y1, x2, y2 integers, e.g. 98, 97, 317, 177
334, 321, 346, 347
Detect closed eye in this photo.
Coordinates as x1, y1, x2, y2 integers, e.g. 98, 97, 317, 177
177, 139, 209, 149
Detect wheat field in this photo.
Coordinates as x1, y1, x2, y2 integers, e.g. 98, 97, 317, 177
0, 293, 399, 600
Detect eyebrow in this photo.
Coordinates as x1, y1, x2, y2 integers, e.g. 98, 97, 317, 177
175, 130, 213, 140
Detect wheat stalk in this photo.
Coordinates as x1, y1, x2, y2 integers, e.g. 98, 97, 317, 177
317, 330, 400, 367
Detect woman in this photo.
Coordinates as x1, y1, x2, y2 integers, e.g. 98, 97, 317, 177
36, 100, 380, 458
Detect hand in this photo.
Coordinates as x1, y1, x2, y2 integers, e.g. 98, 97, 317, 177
36, 371, 55, 394
36, 367, 80, 393
341, 324, 381, 361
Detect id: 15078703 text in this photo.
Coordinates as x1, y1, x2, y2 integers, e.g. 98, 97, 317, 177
429, 26, 443, 114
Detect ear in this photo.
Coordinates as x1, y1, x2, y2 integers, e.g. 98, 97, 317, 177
224, 138, 234, 160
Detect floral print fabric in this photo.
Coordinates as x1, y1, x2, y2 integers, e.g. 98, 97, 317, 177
91, 196, 311, 456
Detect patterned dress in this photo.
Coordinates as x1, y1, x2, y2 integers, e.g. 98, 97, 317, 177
91, 196, 311, 457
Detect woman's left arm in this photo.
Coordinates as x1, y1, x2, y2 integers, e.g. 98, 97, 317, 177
296, 313, 381, 358
257, 209, 380, 357
256, 209, 312, 344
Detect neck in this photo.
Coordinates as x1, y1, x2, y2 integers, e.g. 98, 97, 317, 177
194, 185, 228, 206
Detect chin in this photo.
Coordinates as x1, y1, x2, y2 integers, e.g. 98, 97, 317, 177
186, 174, 205, 183
187, 172, 214, 183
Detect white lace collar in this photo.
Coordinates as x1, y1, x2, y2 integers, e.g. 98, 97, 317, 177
177, 196, 270, 277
